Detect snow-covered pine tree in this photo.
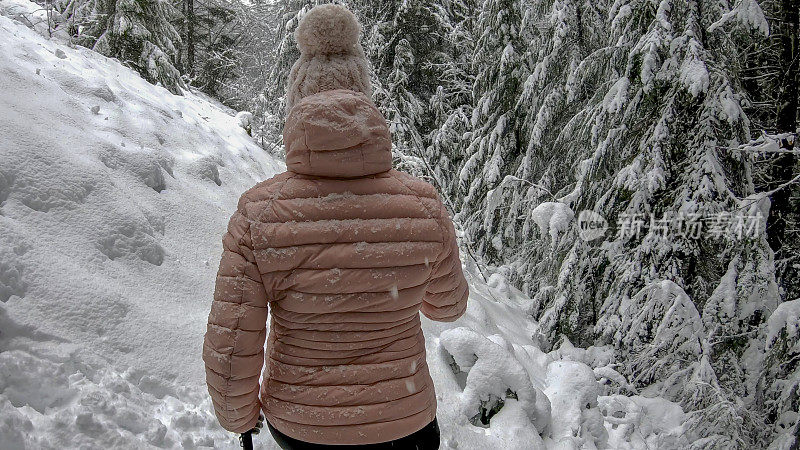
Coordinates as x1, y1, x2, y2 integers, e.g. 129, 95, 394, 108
263, 0, 319, 117
613, 277, 756, 448
454, 0, 527, 262
426, 91, 472, 201
62, 0, 185, 93
704, 4, 799, 445
356, 0, 459, 178
425, 0, 478, 202
516, 0, 607, 191
473, 0, 609, 303
381, 36, 428, 176
236, 0, 318, 151
194, 0, 278, 107
176, 0, 239, 95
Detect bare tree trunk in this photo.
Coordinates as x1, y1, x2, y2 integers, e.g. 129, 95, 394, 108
186, 0, 195, 75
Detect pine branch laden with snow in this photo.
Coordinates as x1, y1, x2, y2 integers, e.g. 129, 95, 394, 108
708, 0, 770, 36
530, 201, 574, 243
454, 0, 528, 263
619, 281, 702, 388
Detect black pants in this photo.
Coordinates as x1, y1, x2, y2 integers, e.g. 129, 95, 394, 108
266, 418, 440, 449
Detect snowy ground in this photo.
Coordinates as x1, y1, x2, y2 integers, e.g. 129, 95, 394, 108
0, 5, 685, 449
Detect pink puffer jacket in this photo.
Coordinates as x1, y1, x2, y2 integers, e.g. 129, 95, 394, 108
203, 89, 469, 444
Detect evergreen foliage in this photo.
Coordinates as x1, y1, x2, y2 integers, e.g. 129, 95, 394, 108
455, 0, 527, 261
62, 0, 185, 93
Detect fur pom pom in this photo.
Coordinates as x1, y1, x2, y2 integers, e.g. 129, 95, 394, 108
295, 4, 361, 56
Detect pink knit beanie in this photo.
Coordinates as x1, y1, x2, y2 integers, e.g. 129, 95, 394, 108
285, 4, 373, 111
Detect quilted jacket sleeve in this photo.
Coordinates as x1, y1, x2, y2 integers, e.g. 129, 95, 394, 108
421, 200, 469, 322
203, 202, 269, 433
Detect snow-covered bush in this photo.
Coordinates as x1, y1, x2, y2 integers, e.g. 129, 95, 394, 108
439, 327, 551, 436
0, 0, 66, 37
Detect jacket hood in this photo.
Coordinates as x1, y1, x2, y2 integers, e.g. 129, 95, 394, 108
283, 89, 392, 178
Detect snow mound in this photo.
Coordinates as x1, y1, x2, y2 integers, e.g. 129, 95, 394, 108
545, 361, 608, 448
599, 395, 684, 449
429, 273, 687, 450
0, 348, 224, 448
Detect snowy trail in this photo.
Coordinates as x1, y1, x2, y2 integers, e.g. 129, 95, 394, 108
0, 7, 685, 449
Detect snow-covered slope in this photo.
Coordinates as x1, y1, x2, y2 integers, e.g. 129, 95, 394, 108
0, 7, 684, 449
0, 11, 283, 448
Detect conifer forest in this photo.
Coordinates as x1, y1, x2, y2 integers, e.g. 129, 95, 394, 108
1, 0, 799, 448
